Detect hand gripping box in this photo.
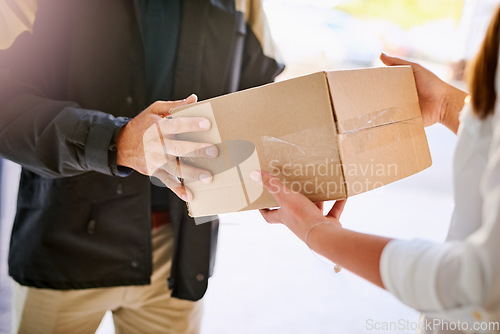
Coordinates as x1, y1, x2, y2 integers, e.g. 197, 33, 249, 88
171, 66, 432, 218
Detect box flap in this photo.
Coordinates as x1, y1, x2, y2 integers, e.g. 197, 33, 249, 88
326, 66, 421, 134
339, 117, 432, 196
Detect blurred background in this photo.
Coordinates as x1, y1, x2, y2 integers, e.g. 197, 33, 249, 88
0, 0, 498, 333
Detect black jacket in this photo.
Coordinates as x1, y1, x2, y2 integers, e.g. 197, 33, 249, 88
0, 0, 283, 300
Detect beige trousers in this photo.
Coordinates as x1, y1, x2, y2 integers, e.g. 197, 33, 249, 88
11, 225, 203, 334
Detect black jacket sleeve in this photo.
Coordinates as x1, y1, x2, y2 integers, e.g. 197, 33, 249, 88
0, 90, 129, 178
0, 3, 130, 179
238, 26, 284, 90
238, 0, 285, 90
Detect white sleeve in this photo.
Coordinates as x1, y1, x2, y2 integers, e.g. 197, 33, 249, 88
380, 239, 453, 311
380, 239, 490, 311
380, 77, 500, 314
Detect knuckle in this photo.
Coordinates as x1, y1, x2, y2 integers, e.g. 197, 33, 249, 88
156, 173, 179, 188
185, 170, 199, 180
183, 143, 201, 157
193, 145, 205, 157
164, 119, 180, 133
152, 101, 162, 109
167, 141, 182, 156
178, 166, 191, 179
189, 119, 199, 131
166, 166, 180, 178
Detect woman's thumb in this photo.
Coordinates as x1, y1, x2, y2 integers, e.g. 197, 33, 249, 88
380, 53, 411, 67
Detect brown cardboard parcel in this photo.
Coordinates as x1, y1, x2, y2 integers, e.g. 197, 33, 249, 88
171, 66, 432, 217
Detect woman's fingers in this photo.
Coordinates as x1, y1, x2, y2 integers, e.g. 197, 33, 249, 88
250, 170, 289, 206
251, 170, 288, 224
259, 208, 282, 224
327, 199, 347, 220
252, 170, 345, 227
252, 170, 344, 218
380, 53, 413, 67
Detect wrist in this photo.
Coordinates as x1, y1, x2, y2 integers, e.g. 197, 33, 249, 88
439, 86, 469, 134
116, 121, 135, 169
304, 219, 340, 248
303, 220, 343, 273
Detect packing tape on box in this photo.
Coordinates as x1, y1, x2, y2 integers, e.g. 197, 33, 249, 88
260, 126, 347, 200
261, 126, 339, 165
337, 103, 421, 134
259, 118, 425, 199
339, 118, 419, 156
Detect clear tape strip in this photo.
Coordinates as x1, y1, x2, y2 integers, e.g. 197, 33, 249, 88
337, 102, 421, 134
260, 125, 345, 201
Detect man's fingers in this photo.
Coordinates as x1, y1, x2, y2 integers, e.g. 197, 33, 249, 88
151, 169, 193, 202
151, 168, 182, 188
326, 199, 347, 219
177, 162, 213, 184
152, 159, 213, 184
153, 94, 198, 117
181, 94, 198, 105
143, 127, 215, 183
169, 186, 194, 203
164, 139, 218, 158
159, 116, 211, 135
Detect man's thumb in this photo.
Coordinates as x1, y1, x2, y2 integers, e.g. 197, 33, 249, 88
156, 94, 198, 117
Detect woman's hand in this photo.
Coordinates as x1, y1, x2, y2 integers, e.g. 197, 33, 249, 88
250, 170, 346, 242
251, 170, 391, 288
380, 53, 468, 134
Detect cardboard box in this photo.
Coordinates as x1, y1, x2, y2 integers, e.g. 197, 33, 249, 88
171, 66, 432, 218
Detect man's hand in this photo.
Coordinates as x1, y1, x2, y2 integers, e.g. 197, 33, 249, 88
117, 94, 218, 201
380, 53, 468, 134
